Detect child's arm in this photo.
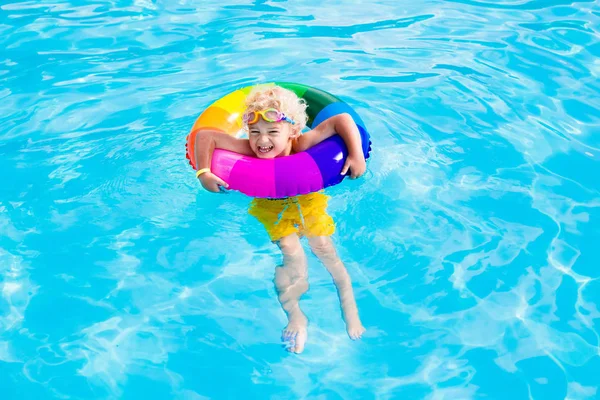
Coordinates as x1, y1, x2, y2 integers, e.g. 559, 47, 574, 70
293, 113, 366, 178
194, 129, 254, 192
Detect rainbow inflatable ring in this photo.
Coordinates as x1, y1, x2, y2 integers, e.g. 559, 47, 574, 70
186, 82, 372, 198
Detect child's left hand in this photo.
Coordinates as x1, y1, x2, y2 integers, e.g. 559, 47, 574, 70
341, 153, 367, 179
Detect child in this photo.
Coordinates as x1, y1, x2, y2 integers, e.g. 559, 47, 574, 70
194, 86, 367, 354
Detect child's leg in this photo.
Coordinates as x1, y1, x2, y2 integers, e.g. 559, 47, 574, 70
274, 233, 309, 353
308, 236, 365, 340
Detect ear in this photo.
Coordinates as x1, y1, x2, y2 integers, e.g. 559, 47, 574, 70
290, 125, 302, 138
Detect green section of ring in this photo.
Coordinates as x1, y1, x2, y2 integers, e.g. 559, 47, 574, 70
275, 82, 341, 127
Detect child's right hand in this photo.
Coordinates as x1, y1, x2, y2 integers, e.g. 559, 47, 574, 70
198, 172, 229, 193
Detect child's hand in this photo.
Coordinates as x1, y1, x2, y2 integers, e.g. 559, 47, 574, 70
341, 153, 367, 179
198, 172, 229, 193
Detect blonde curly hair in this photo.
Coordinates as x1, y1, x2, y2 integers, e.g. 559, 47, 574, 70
244, 85, 308, 133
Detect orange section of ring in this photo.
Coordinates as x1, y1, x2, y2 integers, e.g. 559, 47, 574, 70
188, 105, 244, 169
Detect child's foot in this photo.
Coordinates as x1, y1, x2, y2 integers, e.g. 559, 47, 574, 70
282, 315, 308, 354
346, 318, 366, 340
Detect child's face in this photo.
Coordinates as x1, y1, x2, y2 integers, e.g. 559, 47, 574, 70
248, 118, 297, 158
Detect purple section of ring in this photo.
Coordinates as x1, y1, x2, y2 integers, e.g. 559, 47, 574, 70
274, 152, 323, 198
306, 102, 371, 187
305, 135, 348, 187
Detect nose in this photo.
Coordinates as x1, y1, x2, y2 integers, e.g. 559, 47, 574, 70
256, 135, 270, 145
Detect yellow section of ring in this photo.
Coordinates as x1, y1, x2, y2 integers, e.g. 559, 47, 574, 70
191, 106, 240, 135
212, 90, 246, 115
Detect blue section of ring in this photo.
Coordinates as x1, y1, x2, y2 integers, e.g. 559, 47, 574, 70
311, 102, 366, 130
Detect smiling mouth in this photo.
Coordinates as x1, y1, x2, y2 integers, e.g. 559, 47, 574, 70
258, 145, 274, 154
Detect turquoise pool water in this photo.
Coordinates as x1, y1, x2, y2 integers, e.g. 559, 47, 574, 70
1, 0, 599, 398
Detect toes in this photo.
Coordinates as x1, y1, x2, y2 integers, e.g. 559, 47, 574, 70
283, 330, 298, 340
282, 328, 306, 354
287, 341, 304, 354
283, 335, 295, 350
348, 329, 365, 340
285, 339, 300, 353
281, 323, 307, 354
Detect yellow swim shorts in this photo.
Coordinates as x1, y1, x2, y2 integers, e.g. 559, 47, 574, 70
248, 191, 335, 242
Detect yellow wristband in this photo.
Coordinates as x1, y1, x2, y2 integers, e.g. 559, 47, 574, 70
195, 168, 210, 178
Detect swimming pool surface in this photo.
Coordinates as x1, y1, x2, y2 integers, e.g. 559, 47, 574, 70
1, 0, 599, 399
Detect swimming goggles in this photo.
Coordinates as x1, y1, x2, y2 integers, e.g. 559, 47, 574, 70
242, 108, 295, 125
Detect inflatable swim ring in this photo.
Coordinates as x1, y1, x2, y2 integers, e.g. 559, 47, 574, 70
186, 82, 371, 198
